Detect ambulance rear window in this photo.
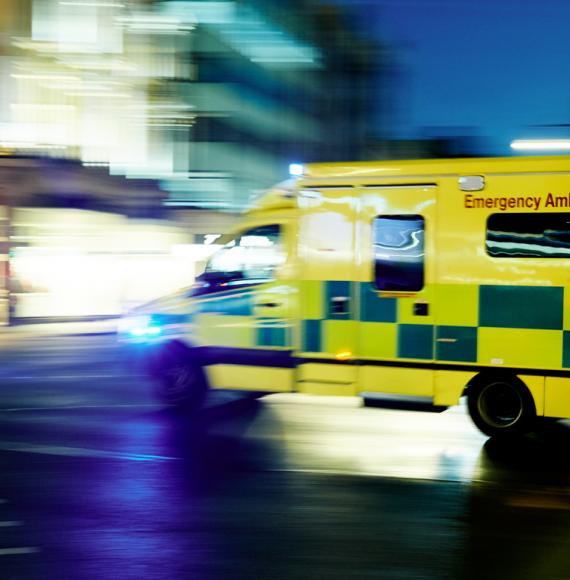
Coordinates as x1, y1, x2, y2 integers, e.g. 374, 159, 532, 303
487, 213, 570, 258
373, 215, 425, 291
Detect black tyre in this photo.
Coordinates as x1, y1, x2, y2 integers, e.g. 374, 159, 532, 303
154, 347, 208, 411
467, 374, 536, 438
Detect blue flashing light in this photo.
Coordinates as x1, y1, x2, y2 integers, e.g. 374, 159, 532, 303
129, 325, 162, 337
289, 163, 304, 177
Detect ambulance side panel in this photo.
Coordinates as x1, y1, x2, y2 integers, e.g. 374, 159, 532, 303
435, 172, 570, 416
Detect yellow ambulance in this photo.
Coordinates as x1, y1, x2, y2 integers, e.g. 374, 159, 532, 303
124, 155, 570, 437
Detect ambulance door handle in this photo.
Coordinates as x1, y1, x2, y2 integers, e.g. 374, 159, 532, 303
413, 302, 429, 316
331, 296, 350, 315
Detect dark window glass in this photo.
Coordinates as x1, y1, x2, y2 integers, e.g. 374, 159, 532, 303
373, 215, 425, 291
194, 224, 284, 294
487, 213, 570, 258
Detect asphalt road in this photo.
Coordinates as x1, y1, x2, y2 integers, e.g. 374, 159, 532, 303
0, 333, 568, 580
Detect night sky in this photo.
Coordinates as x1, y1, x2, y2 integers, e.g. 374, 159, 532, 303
342, 0, 570, 155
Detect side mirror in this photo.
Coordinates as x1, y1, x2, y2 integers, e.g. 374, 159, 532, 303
191, 270, 244, 295
200, 270, 244, 283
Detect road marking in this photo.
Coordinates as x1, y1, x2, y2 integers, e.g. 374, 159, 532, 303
0, 499, 7, 504
0, 441, 177, 462
0, 521, 22, 527
0, 547, 39, 556
268, 466, 483, 485
0, 374, 143, 381
0, 403, 159, 412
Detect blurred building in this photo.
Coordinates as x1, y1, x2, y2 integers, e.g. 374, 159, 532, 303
1, 0, 383, 208
0, 0, 385, 320
158, 0, 383, 210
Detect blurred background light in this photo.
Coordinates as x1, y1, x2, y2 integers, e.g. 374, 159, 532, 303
511, 139, 570, 151
58, 2, 125, 7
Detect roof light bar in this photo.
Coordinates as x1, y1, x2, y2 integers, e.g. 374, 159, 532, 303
289, 163, 304, 176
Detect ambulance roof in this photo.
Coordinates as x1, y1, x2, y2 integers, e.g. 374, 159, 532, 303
302, 155, 570, 180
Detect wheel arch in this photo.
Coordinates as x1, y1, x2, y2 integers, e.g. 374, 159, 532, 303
146, 338, 205, 378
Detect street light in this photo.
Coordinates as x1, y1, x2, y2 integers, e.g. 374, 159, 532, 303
511, 139, 570, 151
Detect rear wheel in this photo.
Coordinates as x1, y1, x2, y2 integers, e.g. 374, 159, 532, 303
467, 374, 536, 438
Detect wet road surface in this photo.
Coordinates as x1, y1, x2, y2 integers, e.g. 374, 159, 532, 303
0, 334, 568, 579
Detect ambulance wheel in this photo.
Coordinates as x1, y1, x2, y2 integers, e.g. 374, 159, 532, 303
467, 374, 536, 438
154, 348, 208, 411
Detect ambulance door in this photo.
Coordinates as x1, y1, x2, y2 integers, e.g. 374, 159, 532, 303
194, 222, 296, 393
295, 186, 359, 396
356, 184, 437, 400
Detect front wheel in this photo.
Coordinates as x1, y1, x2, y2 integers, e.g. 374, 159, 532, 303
467, 374, 536, 438
154, 348, 208, 411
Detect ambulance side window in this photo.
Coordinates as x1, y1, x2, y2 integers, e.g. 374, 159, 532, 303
373, 215, 425, 292
238, 224, 285, 280
487, 213, 570, 258
198, 224, 284, 294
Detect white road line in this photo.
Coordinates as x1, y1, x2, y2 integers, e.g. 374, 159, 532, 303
1, 374, 142, 380
0, 441, 177, 462
0, 521, 22, 527
0, 403, 159, 412
269, 467, 481, 485
0, 547, 39, 556
0, 499, 7, 504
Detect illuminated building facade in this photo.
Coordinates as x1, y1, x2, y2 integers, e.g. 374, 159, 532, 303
161, 0, 381, 210
1, 0, 382, 208
0, 0, 383, 320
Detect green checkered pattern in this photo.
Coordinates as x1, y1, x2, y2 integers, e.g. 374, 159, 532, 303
301, 281, 570, 370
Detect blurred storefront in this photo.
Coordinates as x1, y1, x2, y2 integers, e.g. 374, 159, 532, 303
11, 208, 191, 318
0, 157, 239, 322
8, 206, 241, 320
